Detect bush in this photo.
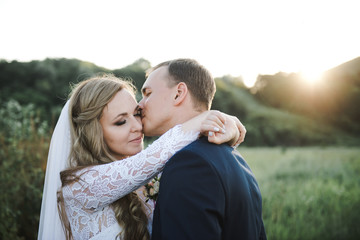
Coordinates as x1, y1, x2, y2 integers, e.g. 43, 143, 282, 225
0, 100, 50, 240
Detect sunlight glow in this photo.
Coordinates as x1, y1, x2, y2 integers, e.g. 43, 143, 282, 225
300, 70, 324, 85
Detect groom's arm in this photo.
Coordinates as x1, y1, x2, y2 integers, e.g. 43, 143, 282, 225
152, 148, 225, 240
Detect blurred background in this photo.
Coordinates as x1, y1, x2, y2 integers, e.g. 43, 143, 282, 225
0, 0, 359, 239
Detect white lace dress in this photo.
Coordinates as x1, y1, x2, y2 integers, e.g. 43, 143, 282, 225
61, 125, 199, 240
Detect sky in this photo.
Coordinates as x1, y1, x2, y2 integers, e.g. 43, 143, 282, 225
1, 0, 359, 87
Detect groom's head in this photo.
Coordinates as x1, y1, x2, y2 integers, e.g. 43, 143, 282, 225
139, 58, 216, 136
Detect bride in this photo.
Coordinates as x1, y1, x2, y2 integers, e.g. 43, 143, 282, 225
38, 74, 243, 240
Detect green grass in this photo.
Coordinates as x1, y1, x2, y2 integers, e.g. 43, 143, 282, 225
240, 147, 360, 240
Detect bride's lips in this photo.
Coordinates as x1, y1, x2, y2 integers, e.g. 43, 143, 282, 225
130, 135, 143, 144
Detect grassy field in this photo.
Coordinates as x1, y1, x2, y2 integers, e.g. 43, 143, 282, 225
1, 135, 359, 240
240, 147, 360, 240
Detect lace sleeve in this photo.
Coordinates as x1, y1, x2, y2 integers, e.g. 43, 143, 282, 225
62, 125, 198, 211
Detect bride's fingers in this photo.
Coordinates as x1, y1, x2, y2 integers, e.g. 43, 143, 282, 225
200, 113, 226, 133
222, 114, 246, 147
200, 111, 246, 146
233, 117, 246, 146
200, 122, 226, 135
207, 129, 232, 144
206, 111, 226, 126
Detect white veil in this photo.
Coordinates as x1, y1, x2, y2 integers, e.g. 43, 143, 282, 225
38, 101, 70, 240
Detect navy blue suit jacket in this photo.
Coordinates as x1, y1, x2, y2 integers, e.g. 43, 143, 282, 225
151, 138, 267, 240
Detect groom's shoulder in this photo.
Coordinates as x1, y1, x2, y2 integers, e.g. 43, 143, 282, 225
180, 138, 246, 165
180, 137, 232, 155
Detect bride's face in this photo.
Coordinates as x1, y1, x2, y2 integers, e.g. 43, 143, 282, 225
100, 89, 144, 159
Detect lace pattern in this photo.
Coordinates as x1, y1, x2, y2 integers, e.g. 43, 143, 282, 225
62, 125, 198, 239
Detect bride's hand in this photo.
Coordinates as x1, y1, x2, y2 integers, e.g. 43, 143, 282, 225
214, 113, 246, 147
182, 110, 246, 147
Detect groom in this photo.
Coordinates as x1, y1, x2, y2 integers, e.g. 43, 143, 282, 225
138, 59, 267, 240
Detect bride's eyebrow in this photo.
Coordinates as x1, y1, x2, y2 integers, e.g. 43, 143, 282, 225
112, 112, 128, 121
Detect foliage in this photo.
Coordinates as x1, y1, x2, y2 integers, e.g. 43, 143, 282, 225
0, 58, 150, 127
0, 100, 50, 240
242, 147, 360, 240
112, 58, 151, 100
0, 58, 107, 110
212, 76, 360, 146
1, 57, 359, 146
251, 57, 360, 135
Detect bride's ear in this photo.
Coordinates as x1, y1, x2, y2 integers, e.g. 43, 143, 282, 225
173, 82, 188, 106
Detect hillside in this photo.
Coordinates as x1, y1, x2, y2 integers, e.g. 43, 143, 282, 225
250, 56, 360, 138
0, 57, 359, 146
213, 77, 359, 146
324, 57, 360, 80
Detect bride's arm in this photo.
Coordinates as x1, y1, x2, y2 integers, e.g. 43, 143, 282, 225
193, 110, 246, 147
62, 111, 244, 210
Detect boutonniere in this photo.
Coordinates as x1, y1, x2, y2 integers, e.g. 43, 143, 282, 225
143, 175, 160, 202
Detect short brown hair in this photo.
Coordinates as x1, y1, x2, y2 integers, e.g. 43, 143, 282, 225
147, 58, 216, 110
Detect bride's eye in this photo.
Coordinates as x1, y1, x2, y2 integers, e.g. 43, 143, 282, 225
115, 120, 126, 126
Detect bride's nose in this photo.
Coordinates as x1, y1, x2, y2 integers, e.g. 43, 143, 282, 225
131, 116, 142, 132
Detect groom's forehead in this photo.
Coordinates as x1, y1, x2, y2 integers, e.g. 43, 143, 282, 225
141, 67, 173, 94
142, 77, 167, 92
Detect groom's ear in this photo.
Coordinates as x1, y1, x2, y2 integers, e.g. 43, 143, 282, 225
173, 82, 188, 106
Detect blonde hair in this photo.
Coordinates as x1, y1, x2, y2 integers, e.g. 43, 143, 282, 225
57, 74, 149, 240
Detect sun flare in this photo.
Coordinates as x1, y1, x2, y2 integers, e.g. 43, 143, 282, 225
300, 69, 324, 85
